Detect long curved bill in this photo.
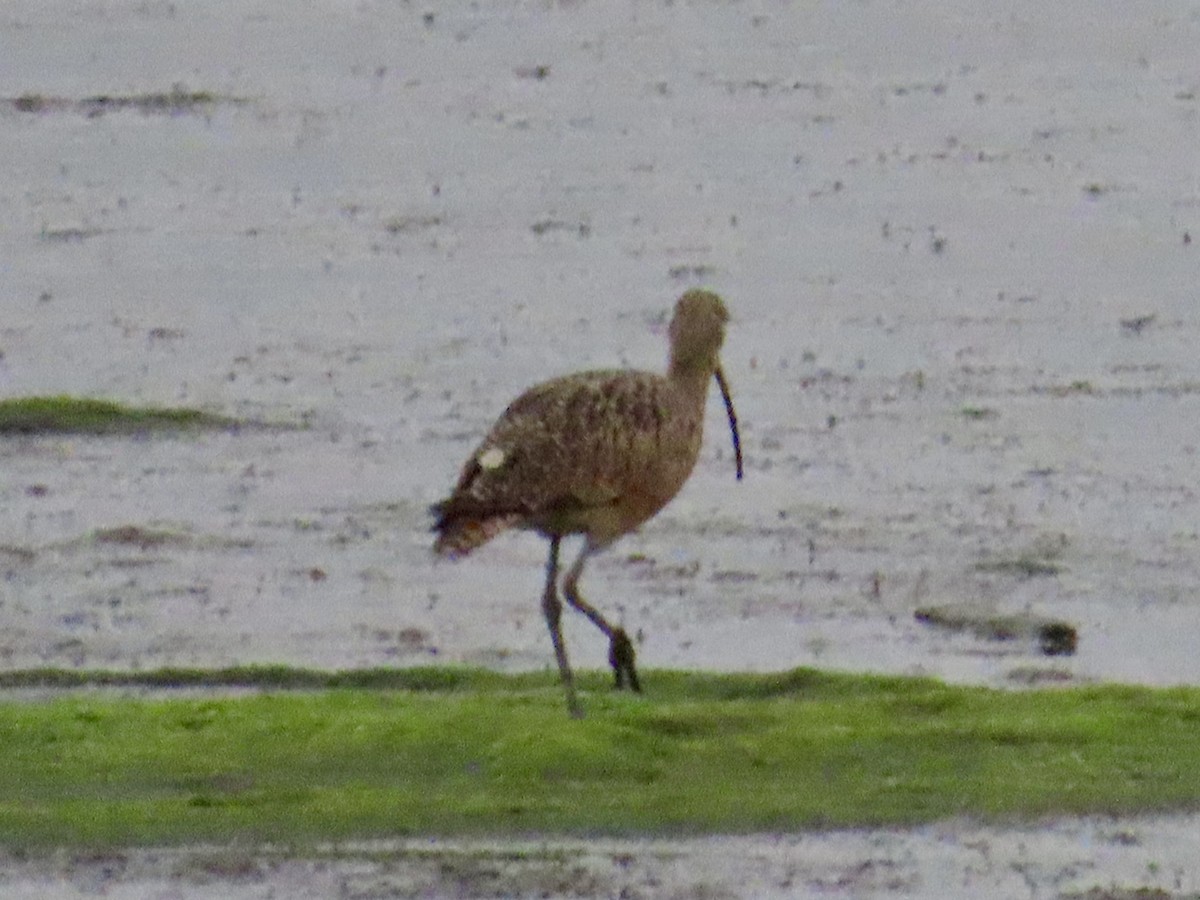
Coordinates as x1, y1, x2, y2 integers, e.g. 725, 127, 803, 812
714, 364, 743, 481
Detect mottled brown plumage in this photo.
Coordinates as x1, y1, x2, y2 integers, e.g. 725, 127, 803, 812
431, 289, 742, 717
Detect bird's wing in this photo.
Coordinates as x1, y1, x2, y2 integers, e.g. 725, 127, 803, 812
438, 370, 665, 521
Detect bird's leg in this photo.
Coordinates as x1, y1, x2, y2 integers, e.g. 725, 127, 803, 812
542, 536, 583, 718
563, 542, 641, 693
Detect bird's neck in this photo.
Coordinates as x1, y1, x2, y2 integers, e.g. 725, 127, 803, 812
668, 355, 715, 399
669, 345, 718, 376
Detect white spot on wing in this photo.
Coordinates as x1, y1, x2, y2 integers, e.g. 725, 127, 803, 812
479, 446, 506, 470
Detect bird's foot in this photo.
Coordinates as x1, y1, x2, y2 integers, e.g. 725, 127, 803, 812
608, 628, 641, 693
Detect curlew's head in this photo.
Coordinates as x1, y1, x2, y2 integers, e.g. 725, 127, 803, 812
668, 289, 729, 374
668, 289, 743, 481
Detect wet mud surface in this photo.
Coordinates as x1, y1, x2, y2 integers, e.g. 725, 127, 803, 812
2, 0, 1200, 895
3, 818, 1200, 900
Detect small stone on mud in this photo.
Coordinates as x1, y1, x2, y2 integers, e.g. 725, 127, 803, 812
1038, 621, 1079, 656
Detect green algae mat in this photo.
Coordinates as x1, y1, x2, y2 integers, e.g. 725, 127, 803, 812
0, 395, 300, 435
2, 667, 1198, 847
0, 396, 236, 435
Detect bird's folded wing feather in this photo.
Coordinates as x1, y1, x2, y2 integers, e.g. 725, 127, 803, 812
436, 370, 667, 522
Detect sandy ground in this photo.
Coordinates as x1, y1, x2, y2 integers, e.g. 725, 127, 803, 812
3, 0, 1200, 896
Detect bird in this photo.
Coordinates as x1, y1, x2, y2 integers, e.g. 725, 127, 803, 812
430, 289, 742, 717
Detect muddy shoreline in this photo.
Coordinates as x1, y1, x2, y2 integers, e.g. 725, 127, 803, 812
3, 0, 1200, 895
4, 818, 1199, 900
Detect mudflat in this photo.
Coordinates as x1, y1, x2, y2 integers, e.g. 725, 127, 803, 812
2, 0, 1199, 895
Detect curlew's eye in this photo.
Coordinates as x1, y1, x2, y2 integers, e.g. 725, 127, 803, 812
478, 446, 507, 470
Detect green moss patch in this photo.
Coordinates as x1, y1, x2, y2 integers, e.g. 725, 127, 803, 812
0, 667, 1198, 848
0, 396, 247, 435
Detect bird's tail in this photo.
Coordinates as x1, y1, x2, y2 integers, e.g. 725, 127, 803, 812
430, 502, 520, 559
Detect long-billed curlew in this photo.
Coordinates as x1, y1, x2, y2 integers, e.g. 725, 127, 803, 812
431, 289, 742, 717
